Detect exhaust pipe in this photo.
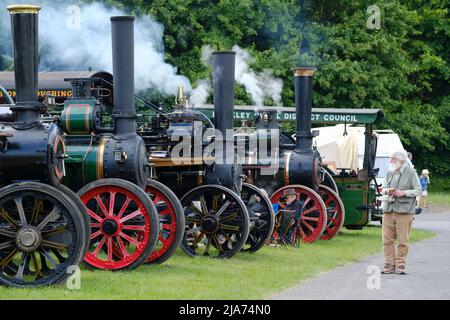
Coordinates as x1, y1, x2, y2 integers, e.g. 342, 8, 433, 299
110, 16, 136, 137
212, 52, 236, 136
8, 4, 42, 123
293, 67, 316, 153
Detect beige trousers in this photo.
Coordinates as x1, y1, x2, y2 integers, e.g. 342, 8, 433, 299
382, 212, 414, 267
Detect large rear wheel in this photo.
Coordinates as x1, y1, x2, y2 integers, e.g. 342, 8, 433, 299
145, 179, 184, 264
318, 185, 345, 240
181, 185, 250, 259
77, 179, 159, 270
271, 185, 327, 244
0, 182, 86, 287
240, 183, 275, 253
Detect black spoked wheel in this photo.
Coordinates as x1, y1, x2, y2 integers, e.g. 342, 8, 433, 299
57, 184, 91, 261
240, 183, 275, 253
181, 185, 250, 259
0, 182, 86, 287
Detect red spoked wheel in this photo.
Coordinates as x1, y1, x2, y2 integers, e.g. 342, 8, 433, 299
271, 185, 327, 244
318, 185, 345, 240
145, 179, 185, 264
77, 179, 159, 270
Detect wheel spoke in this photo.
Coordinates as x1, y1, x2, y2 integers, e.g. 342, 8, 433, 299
119, 232, 140, 247
0, 248, 18, 269
0, 240, 14, 250
42, 224, 67, 236
186, 226, 202, 235
87, 209, 103, 223
119, 209, 142, 223
107, 237, 113, 262
94, 195, 109, 217
204, 236, 211, 255
92, 236, 107, 257
219, 223, 240, 232
212, 195, 219, 212
14, 196, 27, 227
199, 196, 209, 215
90, 229, 103, 239
115, 236, 129, 257
212, 234, 223, 252
186, 216, 201, 224
0, 229, 15, 238
215, 200, 230, 218
15, 252, 30, 280
189, 204, 204, 216
0, 209, 19, 230
302, 220, 315, 233
117, 197, 132, 219
37, 207, 61, 230
42, 239, 68, 250
31, 252, 43, 278
39, 248, 58, 267
108, 192, 117, 217
302, 216, 320, 222
302, 206, 318, 216
221, 212, 238, 222
122, 225, 146, 232
302, 196, 312, 209
192, 232, 205, 246
31, 200, 43, 225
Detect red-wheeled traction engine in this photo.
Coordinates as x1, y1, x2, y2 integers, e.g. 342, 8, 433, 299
57, 50, 276, 259
54, 16, 186, 269
0, 4, 88, 287
241, 67, 345, 244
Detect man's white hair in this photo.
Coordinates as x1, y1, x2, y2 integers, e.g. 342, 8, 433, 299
391, 149, 408, 162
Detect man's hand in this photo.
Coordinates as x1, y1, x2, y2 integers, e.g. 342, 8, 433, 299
393, 190, 406, 197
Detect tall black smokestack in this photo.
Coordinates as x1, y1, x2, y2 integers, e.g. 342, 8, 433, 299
212, 52, 236, 135
293, 67, 316, 152
110, 16, 136, 136
8, 4, 41, 123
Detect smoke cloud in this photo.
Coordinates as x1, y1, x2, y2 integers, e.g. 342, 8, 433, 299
190, 44, 283, 107
0, 0, 191, 94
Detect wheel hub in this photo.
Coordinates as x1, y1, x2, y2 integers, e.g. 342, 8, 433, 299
201, 215, 219, 234
15, 226, 42, 252
102, 219, 119, 236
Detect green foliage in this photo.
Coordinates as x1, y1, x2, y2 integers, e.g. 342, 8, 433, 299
427, 178, 450, 193
1, 0, 449, 176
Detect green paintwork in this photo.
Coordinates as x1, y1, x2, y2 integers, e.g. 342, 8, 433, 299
335, 177, 371, 226
63, 139, 102, 190
192, 105, 385, 125
61, 99, 96, 134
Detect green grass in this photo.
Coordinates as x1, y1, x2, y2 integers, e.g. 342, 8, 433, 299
428, 192, 450, 208
0, 226, 434, 300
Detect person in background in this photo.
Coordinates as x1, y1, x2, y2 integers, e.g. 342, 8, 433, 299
419, 169, 430, 209
381, 150, 421, 275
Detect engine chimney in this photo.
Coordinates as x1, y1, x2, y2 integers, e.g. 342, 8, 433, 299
293, 67, 316, 153
212, 52, 236, 136
8, 4, 42, 123
110, 16, 136, 136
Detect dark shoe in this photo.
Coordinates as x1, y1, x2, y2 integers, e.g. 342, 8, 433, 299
397, 266, 407, 275
381, 263, 396, 274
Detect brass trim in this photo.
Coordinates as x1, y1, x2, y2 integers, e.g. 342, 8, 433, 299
293, 67, 316, 77
7, 4, 41, 14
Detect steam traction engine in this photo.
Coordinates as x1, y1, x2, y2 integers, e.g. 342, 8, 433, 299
242, 67, 345, 243
56, 16, 184, 268
141, 52, 275, 258
0, 4, 88, 287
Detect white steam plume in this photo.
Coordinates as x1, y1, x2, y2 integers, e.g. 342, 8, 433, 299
189, 45, 284, 107
0, 0, 191, 95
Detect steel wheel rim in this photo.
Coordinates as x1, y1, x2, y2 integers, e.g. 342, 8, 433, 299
318, 185, 345, 240
181, 186, 249, 258
0, 188, 79, 286
240, 183, 275, 253
271, 185, 327, 244
145, 185, 177, 262
80, 185, 152, 270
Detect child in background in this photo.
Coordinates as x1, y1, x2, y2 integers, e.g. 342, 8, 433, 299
419, 169, 430, 209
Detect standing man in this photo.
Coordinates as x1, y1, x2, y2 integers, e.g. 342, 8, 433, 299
382, 150, 421, 275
